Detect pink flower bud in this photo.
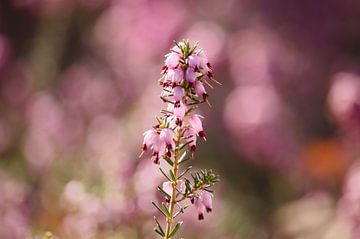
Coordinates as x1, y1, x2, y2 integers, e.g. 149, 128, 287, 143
194, 81, 208, 100
165, 52, 181, 69
195, 49, 211, 75
173, 86, 185, 104
162, 180, 185, 202
142, 129, 158, 151
160, 128, 175, 150
151, 134, 166, 164
188, 55, 200, 69
188, 114, 205, 139
199, 190, 213, 212
194, 190, 213, 220
165, 68, 184, 84
185, 67, 196, 83
184, 127, 197, 154
194, 197, 206, 220
173, 103, 186, 120
162, 181, 173, 196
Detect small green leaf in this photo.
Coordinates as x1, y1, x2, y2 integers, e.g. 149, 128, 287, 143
169, 221, 183, 238
163, 156, 174, 167
152, 202, 166, 217
159, 168, 171, 181
157, 186, 171, 198
154, 228, 165, 237
154, 216, 165, 236
178, 166, 192, 179
162, 202, 171, 218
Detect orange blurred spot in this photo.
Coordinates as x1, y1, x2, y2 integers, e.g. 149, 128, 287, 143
302, 139, 349, 182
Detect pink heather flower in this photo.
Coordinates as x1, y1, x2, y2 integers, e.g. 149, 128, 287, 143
172, 103, 186, 120
160, 128, 175, 150
162, 180, 185, 195
162, 180, 185, 202
151, 134, 166, 164
196, 49, 211, 75
185, 67, 196, 83
188, 114, 205, 139
184, 127, 197, 154
142, 129, 158, 151
199, 190, 213, 212
194, 197, 206, 220
165, 68, 184, 85
194, 190, 213, 220
188, 55, 200, 69
165, 52, 181, 69
194, 81, 208, 100
173, 86, 185, 105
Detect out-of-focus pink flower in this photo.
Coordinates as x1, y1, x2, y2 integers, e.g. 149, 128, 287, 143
194, 190, 213, 220
185, 67, 196, 83
165, 52, 181, 69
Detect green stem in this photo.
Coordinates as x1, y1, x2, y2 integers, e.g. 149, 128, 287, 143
164, 129, 182, 239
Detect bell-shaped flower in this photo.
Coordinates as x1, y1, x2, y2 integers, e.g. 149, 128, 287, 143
165, 52, 181, 69
188, 114, 206, 139
185, 67, 196, 83
183, 127, 197, 155
173, 86, 185, 106
195, 49, 211, 75
188, 55, 200, 69
194, 190, 213, 220
194, 81, 208, 100
199, 190, 213, 212
160, 128, 175, 150
194, 197, 206, 220
168, 102, 186, 122
142, 129, 158, 151
151, 134, 166, 164
162, 180, 185, 203
165, 68, 183, 84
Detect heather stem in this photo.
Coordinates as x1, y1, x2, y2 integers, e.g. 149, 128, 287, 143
164, 127, 182, 239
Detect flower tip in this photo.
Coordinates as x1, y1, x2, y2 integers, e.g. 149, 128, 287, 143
198, 213, 204, 220
206, 207, 212, 213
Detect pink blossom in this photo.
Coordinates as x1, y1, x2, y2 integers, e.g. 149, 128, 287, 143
160, 128, 175, 150
172, 103, 186, 121
184, 127, 197, 154
185, 67, 196, 83
151, 134, 166, 164
194, 190, 213, 220
188, 114, 205, 139
196, 49, 211, 75
165, 52, 181, 69
194, 81, 208, 100
142, 129, 158, 151
173, 86, 185, 105
162, 180, 185, 196
188, 55, 200, 69
165, 68, 184, 84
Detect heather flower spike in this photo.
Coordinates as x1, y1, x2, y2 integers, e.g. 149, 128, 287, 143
140, 40, 220, 239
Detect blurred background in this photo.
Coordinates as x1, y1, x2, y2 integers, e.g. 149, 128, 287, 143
1, 0, 360, 238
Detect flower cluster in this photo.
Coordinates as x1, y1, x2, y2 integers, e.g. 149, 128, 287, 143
140, 40, 220, 239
